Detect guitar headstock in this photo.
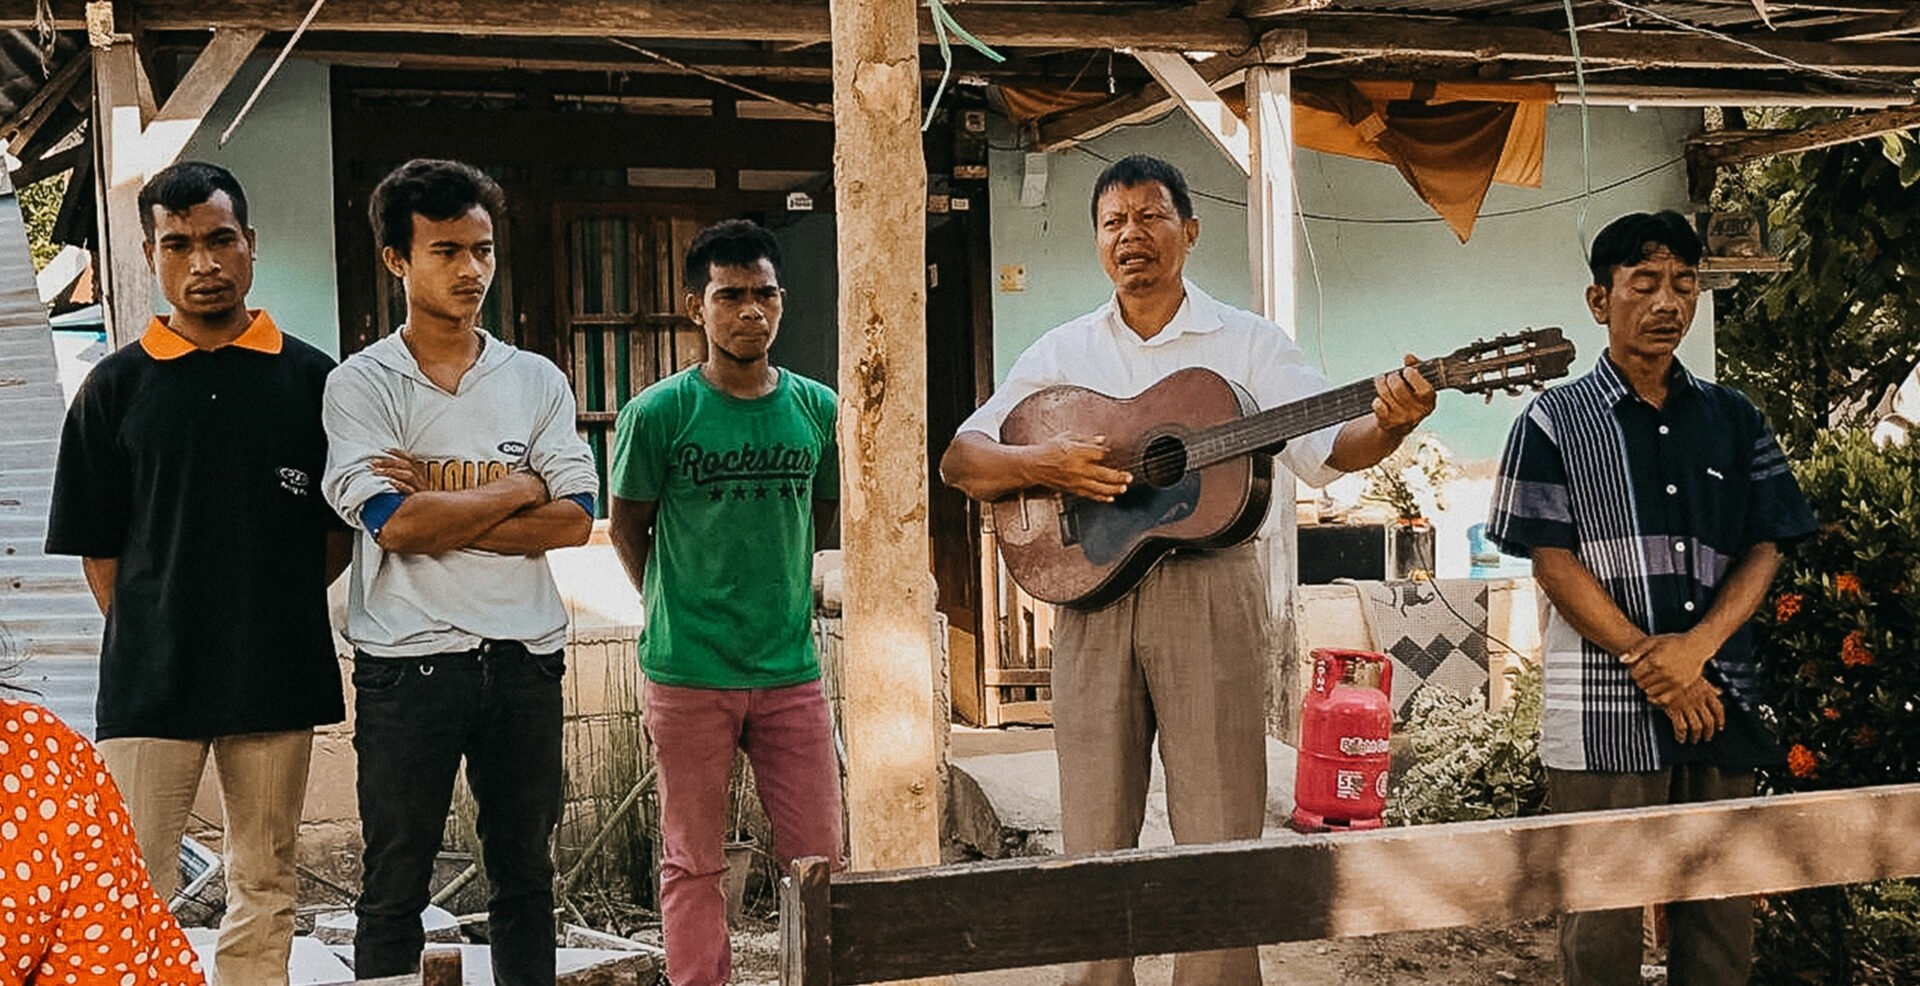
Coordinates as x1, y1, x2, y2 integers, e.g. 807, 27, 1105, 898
1431, 327, 1577, 400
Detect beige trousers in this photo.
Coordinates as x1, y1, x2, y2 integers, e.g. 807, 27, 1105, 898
100, 730, 314, 986
1052, 545, 1269, 986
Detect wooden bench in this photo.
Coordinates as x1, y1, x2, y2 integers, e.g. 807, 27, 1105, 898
779, 782, 1920, 984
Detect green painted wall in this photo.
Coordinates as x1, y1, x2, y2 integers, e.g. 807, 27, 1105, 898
177, 58, 340, 357
987, 105, 1712, 464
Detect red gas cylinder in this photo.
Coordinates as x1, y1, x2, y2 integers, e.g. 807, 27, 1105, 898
1290, 648, 1394, 832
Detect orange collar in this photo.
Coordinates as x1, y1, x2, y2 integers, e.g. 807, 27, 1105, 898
139, 311, 284, 360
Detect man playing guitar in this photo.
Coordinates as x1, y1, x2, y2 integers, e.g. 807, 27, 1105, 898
940, 155, 1434, 986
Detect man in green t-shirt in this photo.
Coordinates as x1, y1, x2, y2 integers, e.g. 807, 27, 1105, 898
608, 219, 842, 986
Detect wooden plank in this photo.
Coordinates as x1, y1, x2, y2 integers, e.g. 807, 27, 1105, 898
982, 667, 1051, 687
90, 19, 152, 350
991, 700, 1051, 725
1688, 104, 1920, 166
0, 0, 1252, 50
820, 783, 1920, 983
138, 27, 263, 171
1036, 44, 1258, 152
3, 51, 88, 156
1289, 14, 1920, 73
831, 0, 941, 884
1135, 51, 1250, 173
780, 856, 834, 986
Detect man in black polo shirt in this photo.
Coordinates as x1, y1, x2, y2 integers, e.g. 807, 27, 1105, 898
1487, 211, 1815, 985
45, 161, 348, 986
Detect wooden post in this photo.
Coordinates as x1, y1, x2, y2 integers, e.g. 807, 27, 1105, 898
779, 856, 834, 986
1245, 48, 1305, 738
89, 1, 151, 350
828, 0, 942, 879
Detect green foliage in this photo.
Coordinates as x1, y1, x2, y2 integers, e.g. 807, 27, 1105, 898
1751, 428, 1920, 983
16, 171, 69, 271
1715, 113, 1920, 456
1387, 661, 1546, 825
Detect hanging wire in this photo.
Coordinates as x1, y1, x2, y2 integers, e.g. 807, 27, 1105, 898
924, 0, 1006, 131
1562, 0, 1597, 255
219, 0, 328, 146
1609, 0, 1915, 92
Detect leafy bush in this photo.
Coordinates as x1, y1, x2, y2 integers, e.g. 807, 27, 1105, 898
1388, 662, 1546, 825
1752, 427, 1920, 983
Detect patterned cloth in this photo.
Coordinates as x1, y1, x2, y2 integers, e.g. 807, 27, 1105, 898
1344, 579, 1492, 718
1487, 356, 1815, 771
0, 699, 206, 986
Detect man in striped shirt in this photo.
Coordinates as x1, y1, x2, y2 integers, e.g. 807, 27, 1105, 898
1487, 210, 1814, 986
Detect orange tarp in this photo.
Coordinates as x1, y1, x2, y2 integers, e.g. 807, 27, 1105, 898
1001, 78, 1555, 243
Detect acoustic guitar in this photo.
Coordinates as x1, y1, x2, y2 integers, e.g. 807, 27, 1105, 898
990, 328, 1577, 608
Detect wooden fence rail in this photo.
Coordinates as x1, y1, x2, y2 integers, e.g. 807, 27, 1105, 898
780, 782, 1920, 985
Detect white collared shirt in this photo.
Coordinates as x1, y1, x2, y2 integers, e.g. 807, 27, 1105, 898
959, 280, 1343, 491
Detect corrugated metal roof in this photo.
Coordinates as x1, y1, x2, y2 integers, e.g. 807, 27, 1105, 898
0, 185, 99, 738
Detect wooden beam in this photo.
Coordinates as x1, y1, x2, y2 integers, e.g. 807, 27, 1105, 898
1688, 103, 1920, 166
830, 0, 942, 889
3, 51, 88, 156
0, 0, 1255, 50
1289, 14, 1920, 73
801, 783, 1920, 984
1135, 51, 1250, 173
90, 3, 152, 350
138, 27, 263, 172
778, 856, 833, 986
1034, 33, 1308, 152
1245, 59, 1301, 739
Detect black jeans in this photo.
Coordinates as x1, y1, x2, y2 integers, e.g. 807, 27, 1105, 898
352, 641, 566, 986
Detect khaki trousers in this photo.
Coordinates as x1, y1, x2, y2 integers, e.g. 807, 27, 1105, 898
1548, 766, 1756, 986
100, 730, 314, 986
1053, 545, 1268, 986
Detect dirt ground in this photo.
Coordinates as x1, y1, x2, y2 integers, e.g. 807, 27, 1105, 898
723, 918, 1563, 985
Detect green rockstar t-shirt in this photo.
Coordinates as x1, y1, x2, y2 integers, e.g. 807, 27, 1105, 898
610, 366, 838, 688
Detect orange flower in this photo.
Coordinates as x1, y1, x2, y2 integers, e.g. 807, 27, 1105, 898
1787, 744, 1818, 778
1835, 574, 1862, 594
1776, 593, 1804, 622
1841, 630, 1875, 667
1822, 707, 1842, 721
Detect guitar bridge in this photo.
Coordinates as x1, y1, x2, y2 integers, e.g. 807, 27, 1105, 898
1057, 498, 1082, 546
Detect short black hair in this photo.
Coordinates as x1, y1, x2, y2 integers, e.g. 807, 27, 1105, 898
1090, 154, 1195, 222
369, 159, 506, 257
138, 161, 248, 241
684, 219, 782, 294
1588, 211, 1703, 286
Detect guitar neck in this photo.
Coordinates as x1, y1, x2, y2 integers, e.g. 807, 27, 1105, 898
1178, 358, 1447, 472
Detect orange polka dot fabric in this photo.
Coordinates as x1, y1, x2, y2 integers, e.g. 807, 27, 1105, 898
0, 699, 207, 986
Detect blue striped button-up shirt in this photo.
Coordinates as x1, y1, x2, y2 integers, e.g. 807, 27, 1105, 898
1487, 355, 1815, 772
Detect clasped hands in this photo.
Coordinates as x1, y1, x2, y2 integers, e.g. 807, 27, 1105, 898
1619, 632, 1724, 744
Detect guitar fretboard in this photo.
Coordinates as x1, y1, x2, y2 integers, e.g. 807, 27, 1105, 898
1121, 358, 1447, 476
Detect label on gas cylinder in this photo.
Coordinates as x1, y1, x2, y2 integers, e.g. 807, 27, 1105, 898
1335, 770, 1366, 800
1338, 736, 1391, 756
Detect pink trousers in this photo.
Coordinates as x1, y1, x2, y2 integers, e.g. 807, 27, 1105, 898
645, 679, 844, 986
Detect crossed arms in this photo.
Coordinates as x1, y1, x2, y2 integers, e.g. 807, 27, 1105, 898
368, 450, 591, 556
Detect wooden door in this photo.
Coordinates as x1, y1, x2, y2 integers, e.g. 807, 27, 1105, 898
556, 206, 713, 514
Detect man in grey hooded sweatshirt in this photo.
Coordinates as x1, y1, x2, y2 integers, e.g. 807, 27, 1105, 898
322, 158, 598, 986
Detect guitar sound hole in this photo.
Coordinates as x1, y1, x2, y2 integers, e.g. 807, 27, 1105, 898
1140, 434, 1189, 488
